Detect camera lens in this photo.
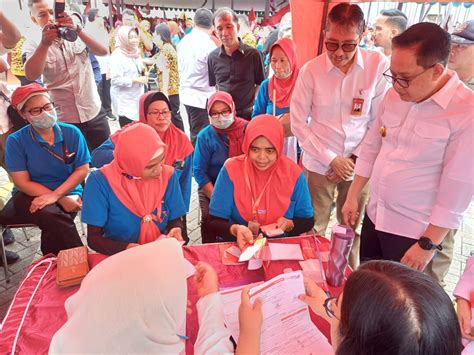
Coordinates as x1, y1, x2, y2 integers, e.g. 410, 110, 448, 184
58, 27, 78, 42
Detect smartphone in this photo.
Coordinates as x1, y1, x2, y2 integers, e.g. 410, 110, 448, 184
54, 0, 65, 19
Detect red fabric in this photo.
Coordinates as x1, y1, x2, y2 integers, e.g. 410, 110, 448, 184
262, 4, 290, 26
226, 115, 301, 225
207, 91, 247, 158
139, 91, 194, 166
268, 38, 299, 109
248, 8, 256, 24
0, 235, 344, 355
10, 83, 48, 110
101, 124, 173, 244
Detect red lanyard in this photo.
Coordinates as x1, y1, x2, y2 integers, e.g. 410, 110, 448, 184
243, 157, 276, 222
29, 126, 75, 164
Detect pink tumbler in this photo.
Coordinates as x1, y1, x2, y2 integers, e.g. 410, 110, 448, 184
327, 225, 355, 287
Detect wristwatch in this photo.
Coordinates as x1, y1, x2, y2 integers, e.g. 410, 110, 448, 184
418, 237, 443, 251
75, 24, 83, 34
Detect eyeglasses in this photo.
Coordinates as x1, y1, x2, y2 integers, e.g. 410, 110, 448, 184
323, 296, 340, 320
325, 41, 358, 52
383, 65, 435, 89
209, 109, 232, 119
24, 102, 55, 116
147, 109, 171, 118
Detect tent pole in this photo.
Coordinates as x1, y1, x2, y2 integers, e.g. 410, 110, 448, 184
231, 0, 234, 10
212, 0, 215, 12
317, 0, 330, 55
264, 0, 270, 20
108, 0, 113, 28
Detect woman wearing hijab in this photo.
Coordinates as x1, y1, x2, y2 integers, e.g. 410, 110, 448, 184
110, 26, 148, 128
91, 91, 193, 221
82, 124, 187, 255
252, 38, 299, 162
194, 91, 247, 244
208, 115, 313, 250
49, 238, 234, 353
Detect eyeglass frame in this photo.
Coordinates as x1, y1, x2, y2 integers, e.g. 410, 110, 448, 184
383, 64, 436, 89
147, 109, 172, 118
23, 102, 56, 117
323, 296, 340, 320
324, 41, 358, 53
209, 109, 232, 119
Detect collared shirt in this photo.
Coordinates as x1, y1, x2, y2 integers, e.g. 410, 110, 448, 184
355, 71, 474, 240
177, 29, 217, 109
291, 48, 389, 176
207, 40, 265, 112
23, 36, 101, 124
463, 76, 474, 91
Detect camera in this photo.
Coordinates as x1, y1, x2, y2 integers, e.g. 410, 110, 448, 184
54, 0, 78, 42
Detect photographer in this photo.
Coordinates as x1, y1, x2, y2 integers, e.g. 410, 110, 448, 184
23, 0, 110, 151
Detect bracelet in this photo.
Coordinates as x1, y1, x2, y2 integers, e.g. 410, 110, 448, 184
76, 24, 83, 34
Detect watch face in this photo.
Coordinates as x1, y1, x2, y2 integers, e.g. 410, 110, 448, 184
418, 238, 434, 250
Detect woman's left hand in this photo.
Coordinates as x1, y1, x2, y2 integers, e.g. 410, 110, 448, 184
194, 262, 219, 298
30, 193, 60, 213
298, 277, 328, 319
167, 227, 183, 242
276, 217, 294, 232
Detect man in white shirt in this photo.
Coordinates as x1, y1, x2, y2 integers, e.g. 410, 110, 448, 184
291, 3, 389, 267
449, 20, 474, 90
177, 8, 216, 144
342, 23, 473, 273
373, 9, 407, 57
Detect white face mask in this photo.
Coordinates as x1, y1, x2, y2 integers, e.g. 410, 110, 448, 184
30, 109, 58, 129
211, 112, 235, 130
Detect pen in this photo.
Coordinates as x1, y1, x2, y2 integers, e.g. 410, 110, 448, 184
312, 229, 331, 297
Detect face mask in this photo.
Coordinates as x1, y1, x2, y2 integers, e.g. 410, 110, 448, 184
211, 113, 235, 130
30, 109, 58, 129
274, 70, 292, 80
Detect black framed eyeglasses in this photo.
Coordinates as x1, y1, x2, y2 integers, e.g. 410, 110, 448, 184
383, 65, 435, 89
25, 102, 56, 116
147, 109, 171, 118
323, 296, 339, 320
209, 109, 232, 119
325, 41, 358, 52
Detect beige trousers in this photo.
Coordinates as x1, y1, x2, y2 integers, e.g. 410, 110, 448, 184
425, 229, 456, 287
304, 170, 369, 269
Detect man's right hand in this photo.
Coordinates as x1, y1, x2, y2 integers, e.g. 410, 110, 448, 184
341, 196, 359, 227
41, 23, 58, 47
133, 76, 148, 85
329, 156, 355, 180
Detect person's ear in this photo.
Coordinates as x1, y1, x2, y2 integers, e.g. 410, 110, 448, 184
31, 13, 38, 26
236, 22, 240, 33
431, 63, 445, 81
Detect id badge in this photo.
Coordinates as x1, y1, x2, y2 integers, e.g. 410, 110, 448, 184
351, 98, 364, 116
248, 220, 260, 236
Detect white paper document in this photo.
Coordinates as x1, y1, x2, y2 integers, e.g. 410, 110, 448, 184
220, 271, 333, 354
267, 242, 304, 261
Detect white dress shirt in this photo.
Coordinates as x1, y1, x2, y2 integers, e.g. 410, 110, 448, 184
291, 48, 389, 176
109, 52, 144, 121
177, 28, 216, 109
355, 71, 474, 240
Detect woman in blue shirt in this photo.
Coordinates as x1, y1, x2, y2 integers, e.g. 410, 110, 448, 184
208, 115, 313, 250
82, 123, 186, 255
193, 91, 247, 243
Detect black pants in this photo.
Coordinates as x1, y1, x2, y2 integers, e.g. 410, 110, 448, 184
169, 94, 185, 132
12, 192, 83, 255
97, 74, 112, 116
236, 107, 253, 120
198, 188, 218, 243
72, 108, 111, 152
184, 105, 209, 145
360, 213, 418, 263
119, 115, 134, 128
15, 75, 35, 86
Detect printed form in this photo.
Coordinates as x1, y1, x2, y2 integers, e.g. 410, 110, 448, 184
220, 271, 333, 354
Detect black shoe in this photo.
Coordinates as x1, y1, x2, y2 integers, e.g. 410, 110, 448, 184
0, 250, 20, 265
2, 228, 15, 246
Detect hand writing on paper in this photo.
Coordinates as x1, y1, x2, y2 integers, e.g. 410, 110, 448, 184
194, 262, 219, 298
167, 227, 184, 242
400, 243, 435, 272
238, 286, 262, 339
329, 156, 354, 180
456, 298, 474, 340
276, 217, 294, 232
341, 197, 359, 228
298, 277, 328, 320
231, 224, 255, 251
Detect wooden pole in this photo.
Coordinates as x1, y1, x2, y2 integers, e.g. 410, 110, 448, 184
317, 0, 330, 56
264, 0, 270, 20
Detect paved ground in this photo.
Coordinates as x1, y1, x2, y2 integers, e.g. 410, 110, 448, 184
1, 117, 473, 321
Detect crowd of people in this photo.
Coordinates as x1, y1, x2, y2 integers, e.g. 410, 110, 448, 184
0, 1, 474, 353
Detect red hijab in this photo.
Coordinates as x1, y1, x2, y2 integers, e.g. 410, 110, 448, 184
101, 124, 174, 244
139, 91, 193, 165
225, 115, 302, 225
207, 91, 247, 158
268, 38, 299, 109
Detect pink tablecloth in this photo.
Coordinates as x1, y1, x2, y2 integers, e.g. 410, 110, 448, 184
0, 235, 343, 354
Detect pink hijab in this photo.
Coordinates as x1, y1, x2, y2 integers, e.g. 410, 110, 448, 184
268, 38, 299, 109
225, 115, 301, 225
101, 124, 174, 244
114, 26, 140, 58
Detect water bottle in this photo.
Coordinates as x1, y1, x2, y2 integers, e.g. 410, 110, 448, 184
327, 225, 355, 287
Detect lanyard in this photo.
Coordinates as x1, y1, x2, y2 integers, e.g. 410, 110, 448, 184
29, 126, 75, 164
243, 157, 276, 221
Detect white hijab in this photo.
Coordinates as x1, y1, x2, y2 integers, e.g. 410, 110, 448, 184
49, 238, 187, 353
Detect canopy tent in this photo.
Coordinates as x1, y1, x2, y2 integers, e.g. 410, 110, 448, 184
290, 0, 474, 68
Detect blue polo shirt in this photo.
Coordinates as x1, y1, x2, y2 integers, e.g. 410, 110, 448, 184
82, 169, 186, 243
209, 167, 313, 225
193, 125, 230, 188
91, 137, 193, 210
5, 122, 90, 196
252, 79, 290, 117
